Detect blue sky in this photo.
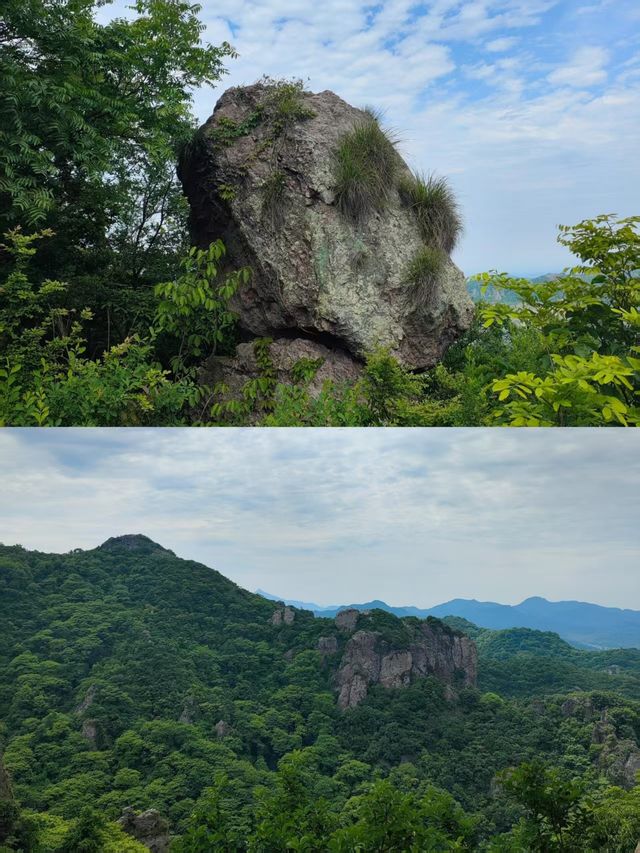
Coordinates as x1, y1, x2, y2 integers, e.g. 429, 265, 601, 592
1, 429, 638, 608
102, 0, 640, 274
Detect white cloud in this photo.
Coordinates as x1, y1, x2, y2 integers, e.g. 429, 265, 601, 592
0, 430, 638, 609
547, 46, 610, 88
486, 36, 520, 52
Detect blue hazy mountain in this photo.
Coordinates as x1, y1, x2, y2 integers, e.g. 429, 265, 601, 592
466, 273, 561, 305
257, 591, 640, 650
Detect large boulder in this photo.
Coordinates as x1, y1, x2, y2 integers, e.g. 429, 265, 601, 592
179, 81, 473, 371
118, 808, 170, 853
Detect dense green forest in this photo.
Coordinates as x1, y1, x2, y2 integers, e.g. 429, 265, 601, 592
1, 537, 639, 851
1, 0, 639, 427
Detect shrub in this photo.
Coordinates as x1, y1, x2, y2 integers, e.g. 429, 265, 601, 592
400, 172, 462, 253
333, 115, 399, 220
403, 245, 445, 311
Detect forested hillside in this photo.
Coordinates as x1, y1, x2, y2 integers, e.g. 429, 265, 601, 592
1, 0, 639, 427
1, 537, 639, 851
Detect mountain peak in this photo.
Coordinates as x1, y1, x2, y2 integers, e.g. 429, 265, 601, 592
98, 534, 170, 553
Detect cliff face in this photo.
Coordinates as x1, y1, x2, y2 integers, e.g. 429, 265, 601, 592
334, 612, 477, 709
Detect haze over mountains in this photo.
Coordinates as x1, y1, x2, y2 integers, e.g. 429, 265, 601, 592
257, 591, 640, 650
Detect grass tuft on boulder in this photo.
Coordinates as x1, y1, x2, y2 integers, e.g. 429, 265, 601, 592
400, 172, 462, 253
333, 115, 399, 220
260, 170, 287, 226
404, 245, 445, 311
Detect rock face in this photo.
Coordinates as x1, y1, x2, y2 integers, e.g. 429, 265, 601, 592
119, 808, 170, 853
335, 617, 477, 709
180, 82, 473, 376
335, 608, 360, 633
317, 636, 339, 657
201, 337, 362, 406
270, 606, 296, 626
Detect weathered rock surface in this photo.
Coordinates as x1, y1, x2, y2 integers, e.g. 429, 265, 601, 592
74, 683, 97, 715
118, 807, 170, 853
180, 82, 473, 373
80, 719, 98, 745
201, 337, 362, 405
317, 636, 339, 657
335, 608, 360, 633
335, 617, 477, 709
215, 719, 231, 738
270, 606, 296, 626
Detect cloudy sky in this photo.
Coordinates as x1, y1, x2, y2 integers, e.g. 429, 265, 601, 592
103, 0, 639, 274
1, 429, 638, 608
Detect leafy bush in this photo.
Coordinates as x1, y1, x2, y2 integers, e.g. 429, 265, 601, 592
260, 77, 316, 135
478, 214, 640, 425
400, 173, 463, 253
333, 115, 399, 220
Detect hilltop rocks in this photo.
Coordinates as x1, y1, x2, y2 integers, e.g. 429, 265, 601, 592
270, 606, 295, 625
335, 618, 477, 709
179, 81, 473, 381
335, 608, 360, 632
118, 808, 170, 853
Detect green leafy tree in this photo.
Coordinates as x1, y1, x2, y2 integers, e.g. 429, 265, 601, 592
478, 215, 640, 425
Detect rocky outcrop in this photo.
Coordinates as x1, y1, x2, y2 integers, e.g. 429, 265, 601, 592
317, 636, 339, 657
215, 719, 231, 739
118, 808, 170, 853
335, 618, 477, 709
201, 337, 361, 407
270, 606, 295, 626
180, 81, 473, 382
74, 683, 97, 715
335, 609, 360, 633
561, 696, 640, 788
80, 719, 98, 746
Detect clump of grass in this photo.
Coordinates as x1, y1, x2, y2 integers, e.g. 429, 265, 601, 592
399, 172, 462, 253
404, 245, 445, 311
260, 76, 316, 135
260, 170, 287, 226
333, 114, 399, 221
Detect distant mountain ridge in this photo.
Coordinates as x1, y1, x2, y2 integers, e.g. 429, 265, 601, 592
256, 591, 640, 650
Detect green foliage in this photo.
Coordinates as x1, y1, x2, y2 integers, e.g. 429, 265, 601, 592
153, 241, 249, 373
1, 542, 640, 849
0, 0, 232, 227
0, 0, 236, 397
208, 112, 264, 150
400, 173, 462, 253
478, 214, 640, 425
404, 245, 446, 311
259, 77, 316, 136
333, 115, 399, 220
